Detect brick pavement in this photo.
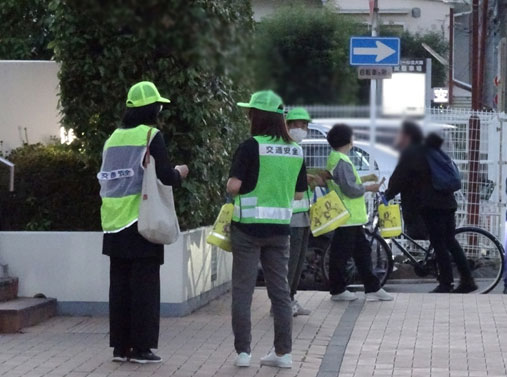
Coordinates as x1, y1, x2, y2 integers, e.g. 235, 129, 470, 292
0, 289, 347, 377
339, 293, 507, 377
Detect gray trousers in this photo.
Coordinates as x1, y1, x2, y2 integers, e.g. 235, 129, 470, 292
287, 226, 310, 300
231, 227, 293, 355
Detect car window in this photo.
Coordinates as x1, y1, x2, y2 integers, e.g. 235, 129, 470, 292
301, 142, 379, 171
307, 129, 326, 139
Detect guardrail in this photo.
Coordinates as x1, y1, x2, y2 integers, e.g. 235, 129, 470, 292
0, 157, 14, 192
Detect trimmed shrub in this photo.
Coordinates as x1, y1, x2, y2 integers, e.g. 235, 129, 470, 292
0, 144, 100, 231
47, 0, 253, 230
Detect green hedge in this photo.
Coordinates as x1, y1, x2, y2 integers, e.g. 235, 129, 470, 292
0, 144, 100, 231
46, 0, 253, 230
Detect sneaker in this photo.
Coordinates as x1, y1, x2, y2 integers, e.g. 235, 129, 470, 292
129, 349, 162, 364
430, 284, 453, 293
452, 282, 478, 294
331, 290, 358, 301
112, 348, 128, 362
366, 288, 394, 301
234, 352, 251, 367
260, 351, 292, 368
292, 300, 311, 316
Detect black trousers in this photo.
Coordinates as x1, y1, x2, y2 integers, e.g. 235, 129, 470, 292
328, 226, 380, 295
109, 257, 161, 351
420, 208, 473, 286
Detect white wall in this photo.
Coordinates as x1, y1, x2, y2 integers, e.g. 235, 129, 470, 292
252, 0, 452, 38
0, 227, 232, 316
0, 61, 60, 155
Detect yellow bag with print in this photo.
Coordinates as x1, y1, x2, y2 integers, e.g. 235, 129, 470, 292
378, 203, 402, 238
206, 203, 234, 252
310, 189, 350, 237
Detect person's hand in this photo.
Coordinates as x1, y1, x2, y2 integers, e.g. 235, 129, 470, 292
365, 177, 385, 192
175, 165, 189, 179
307, 174, 326, 189
361, 173, 378, 183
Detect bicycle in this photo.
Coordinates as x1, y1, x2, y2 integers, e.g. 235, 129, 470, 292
319, 193, 505, 294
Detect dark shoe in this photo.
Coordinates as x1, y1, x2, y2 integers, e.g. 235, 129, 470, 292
452, 282, 478, 294
129, 349, 162, 364
430, 284, 453, 293
504, 286, 507, 294
112, 348, 129, 362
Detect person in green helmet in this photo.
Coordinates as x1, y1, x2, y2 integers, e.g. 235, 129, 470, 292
98, 81, 189, 364
227, 90, 307, 369
285, 107, 312, 317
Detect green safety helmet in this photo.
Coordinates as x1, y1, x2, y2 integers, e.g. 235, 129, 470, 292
286, 107, 312, 122
126, 81, 171, 108
237, 90, 284, 114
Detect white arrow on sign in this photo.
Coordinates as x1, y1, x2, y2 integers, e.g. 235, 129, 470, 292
353, 41, 396, 63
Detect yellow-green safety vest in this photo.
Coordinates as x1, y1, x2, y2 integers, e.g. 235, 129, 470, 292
326, 150, 368, 226
292, 187, 312, 214
98, 125, 157, 232
233, 135, 304, 225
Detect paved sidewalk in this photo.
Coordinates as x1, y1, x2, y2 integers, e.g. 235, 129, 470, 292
0, 289, 346, 377
2, 291, 507, 377
340, 293, 507, 377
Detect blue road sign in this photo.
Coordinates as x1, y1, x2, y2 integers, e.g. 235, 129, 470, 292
350, 37, 400, 66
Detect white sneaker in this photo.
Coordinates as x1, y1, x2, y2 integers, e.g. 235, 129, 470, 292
366, 288, 394, 301
292, 300, 311, 316
260, 351, 292, 368
331, 290, 358, 301
234, 352, 251, 367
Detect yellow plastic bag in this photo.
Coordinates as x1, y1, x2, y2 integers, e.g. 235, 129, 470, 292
310, 190, 350, 237
206, 203, 234, 252
378, 203, 402, 238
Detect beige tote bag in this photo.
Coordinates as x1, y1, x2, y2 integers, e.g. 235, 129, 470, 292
138, 128, 180, 245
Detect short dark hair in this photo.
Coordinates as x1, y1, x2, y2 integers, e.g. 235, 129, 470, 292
327, 123, 353, 149
249, 108, 292, 143
122, 103, 161, 128
401, 121, 423, 145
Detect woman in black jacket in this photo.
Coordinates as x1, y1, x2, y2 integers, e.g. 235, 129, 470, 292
99, 82, 189, 363
385, 122, 476, 293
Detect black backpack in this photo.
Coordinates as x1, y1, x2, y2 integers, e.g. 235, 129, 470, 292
425, 147, 462, 193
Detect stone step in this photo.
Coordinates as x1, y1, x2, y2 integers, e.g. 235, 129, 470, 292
0, 277, 18, 302
0, 297, 57, 333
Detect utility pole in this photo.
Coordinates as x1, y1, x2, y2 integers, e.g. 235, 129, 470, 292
471, 0, 480, 110
369, 0, 379, 172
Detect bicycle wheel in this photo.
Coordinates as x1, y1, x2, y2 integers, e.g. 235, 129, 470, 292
450, 227, 505, 294
321, 230, 393, 288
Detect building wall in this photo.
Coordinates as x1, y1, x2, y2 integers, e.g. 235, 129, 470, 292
0, 61, 60, 155
252, 0, 452, 38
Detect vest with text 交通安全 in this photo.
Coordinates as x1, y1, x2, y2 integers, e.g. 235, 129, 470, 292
233, 136, 304, 225
98, 124, 157, 232
326, 150, 368, 226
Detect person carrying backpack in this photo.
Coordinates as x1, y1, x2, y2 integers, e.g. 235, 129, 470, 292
385, 122, 477, 293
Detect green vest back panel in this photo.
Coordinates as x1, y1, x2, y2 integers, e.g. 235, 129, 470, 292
326, 150, 368, 226
233, 136, 304, 225
98, 125, 158, 232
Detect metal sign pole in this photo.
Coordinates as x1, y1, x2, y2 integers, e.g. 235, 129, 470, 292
369, 0, 379, 173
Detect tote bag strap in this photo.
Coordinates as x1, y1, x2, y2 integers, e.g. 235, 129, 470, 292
143, 128, 155, 167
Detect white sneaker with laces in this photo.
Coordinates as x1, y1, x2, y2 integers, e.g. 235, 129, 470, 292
234, 352, 251, 367
366, 288, 394, 301
260, 351, 292, 368
331, 290, 358, 301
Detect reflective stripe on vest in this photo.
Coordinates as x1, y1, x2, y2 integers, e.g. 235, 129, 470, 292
232, 136, 304, 225
292, 187, 312, 214
98, 125, 158, 232
326, 150, 368, 226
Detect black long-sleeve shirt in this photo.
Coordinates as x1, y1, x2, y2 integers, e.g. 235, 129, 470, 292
102, 127, 181, 264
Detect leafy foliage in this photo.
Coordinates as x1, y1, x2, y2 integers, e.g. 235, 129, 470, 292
0, 0, 53, 59
49, 0, 253, 230
0, 144, 100, 231
253, 3, 361, 105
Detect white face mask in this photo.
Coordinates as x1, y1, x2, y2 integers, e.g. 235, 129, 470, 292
289, 128, 308, 143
